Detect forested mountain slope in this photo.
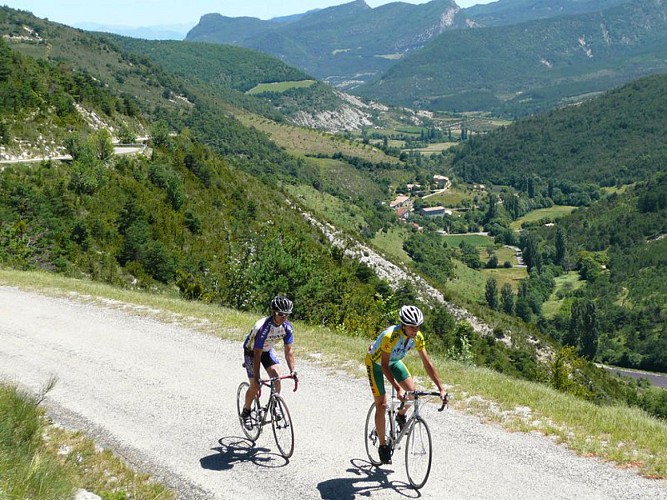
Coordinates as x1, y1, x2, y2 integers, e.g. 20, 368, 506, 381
452, 73, 667, 187
103, 35, 380, 132
465, 0, 629, 27
186, 0, 469, 88
537, 175, 666, 372
356, 0, 667, 115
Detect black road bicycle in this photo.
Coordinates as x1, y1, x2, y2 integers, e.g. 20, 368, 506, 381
236, 374, 298, 458
364, 387, 447, 489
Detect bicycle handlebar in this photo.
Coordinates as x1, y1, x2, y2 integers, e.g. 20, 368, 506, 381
259, 374, 299, 393
404, 390, 449, 412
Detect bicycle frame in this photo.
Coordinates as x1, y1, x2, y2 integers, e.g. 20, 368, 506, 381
386, 387, 446, 447
364, 385, 447, 488
254, 374, 298, 429
237, 373, 298, 458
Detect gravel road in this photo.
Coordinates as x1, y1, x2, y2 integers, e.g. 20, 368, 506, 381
1, 286, 666, 499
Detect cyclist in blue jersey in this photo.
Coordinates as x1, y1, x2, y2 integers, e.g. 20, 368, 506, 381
240, 296, 297, 429
365, 305, 446, 464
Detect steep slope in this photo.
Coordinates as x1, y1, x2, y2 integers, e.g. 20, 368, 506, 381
0, 36, 143, 159
186, 0, 470, 88
451, 73, 667, 187
105, 35, 381, 132
465, 0, 629, 27
356, 0, 667, 115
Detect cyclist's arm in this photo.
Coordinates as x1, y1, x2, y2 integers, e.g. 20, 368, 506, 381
418, 348, 446, 398
284, 343, 296, 374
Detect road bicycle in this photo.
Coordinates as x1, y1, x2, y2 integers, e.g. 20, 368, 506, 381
236, 373, 298, 458
364, 387, 448, 489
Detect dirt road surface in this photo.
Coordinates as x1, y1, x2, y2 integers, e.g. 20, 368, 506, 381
1, 286, 666, 499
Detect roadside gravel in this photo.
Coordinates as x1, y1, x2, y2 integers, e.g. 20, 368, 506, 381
1, 286, 666, 499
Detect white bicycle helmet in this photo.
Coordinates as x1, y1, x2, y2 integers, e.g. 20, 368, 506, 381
399, 305, 424, 326
271, 295, 293, 314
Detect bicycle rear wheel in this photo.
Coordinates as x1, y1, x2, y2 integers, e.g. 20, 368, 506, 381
364, 403, 388, 466
236, 382, 261, 441
271, 394, 294, 458
405, 417, 432, 489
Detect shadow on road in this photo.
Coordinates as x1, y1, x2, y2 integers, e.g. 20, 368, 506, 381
317, 458, 420, 499
199, 436, 289, 470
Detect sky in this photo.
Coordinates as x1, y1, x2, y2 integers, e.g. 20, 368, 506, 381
3, 0, 495, 28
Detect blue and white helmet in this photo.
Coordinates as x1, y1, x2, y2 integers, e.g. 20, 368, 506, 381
399, 305, 424, 326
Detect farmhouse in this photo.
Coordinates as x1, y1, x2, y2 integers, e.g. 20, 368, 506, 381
395, 206, 410, 220
433, 175, 449, 186
390, 195, 411, 209
420, 206, 447, 217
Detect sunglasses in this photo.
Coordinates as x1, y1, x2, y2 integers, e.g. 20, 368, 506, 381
275, 312, 290, 317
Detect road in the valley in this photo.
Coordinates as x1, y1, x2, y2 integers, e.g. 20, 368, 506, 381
1, 286, 666, 499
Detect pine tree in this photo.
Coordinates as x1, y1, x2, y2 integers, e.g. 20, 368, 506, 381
485, 276, 498, 310
555, 226, 567, 268
569, 298, 599, 360
501, 283, 514, 315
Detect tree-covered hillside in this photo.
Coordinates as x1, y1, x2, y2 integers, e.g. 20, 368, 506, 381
0, 36, 143, 156
452, 74, 667, 187
110, 38, 311, 93
532, 174, 666, 372
105, 35, 368, 126
0, 130, 402, 334
185, 0, 468, 88
465, 0, 628, 27
356, 0, 667, 115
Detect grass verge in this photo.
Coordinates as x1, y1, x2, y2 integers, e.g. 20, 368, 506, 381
1, 268, 666, 481
0, 381, 173, 500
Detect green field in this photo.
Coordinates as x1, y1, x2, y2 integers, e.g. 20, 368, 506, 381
542, 271, 586, 318
425, 186, 478, 206
246, 80, 316, 94
235, 112, 395, 163
511, 206, 577, 230
371, 226, 413, 264
442, 233, 493, 247
413, 142, 458, 154
446, 260, 487, 302
481, 266, 529, 293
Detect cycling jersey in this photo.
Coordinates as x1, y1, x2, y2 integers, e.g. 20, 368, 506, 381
367, 325, 425, 364
243, 316, 294, 352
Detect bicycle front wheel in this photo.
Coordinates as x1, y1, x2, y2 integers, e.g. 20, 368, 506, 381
271, 394, 294, 458
364, 403, 388, 466
405, 417, 433, 489
236, 382, 261, 441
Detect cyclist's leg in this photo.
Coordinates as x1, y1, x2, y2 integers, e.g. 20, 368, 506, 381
264, 348, 281, 392
243, 349, 260, 410
366, 356, 388, 445
392, 361, 415, 418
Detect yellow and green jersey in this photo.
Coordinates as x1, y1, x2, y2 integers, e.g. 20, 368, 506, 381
367, 325, 425, 365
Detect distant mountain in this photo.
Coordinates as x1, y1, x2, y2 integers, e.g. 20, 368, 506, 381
464, 0, 629, 27
355, 0, 667, 115
186, 0, 470, 88
75, 22, 193, 40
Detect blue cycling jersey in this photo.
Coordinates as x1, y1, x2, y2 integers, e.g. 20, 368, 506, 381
243, 316, 294, 352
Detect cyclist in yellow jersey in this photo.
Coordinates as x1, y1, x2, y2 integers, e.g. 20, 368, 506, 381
365, 305, 447, 464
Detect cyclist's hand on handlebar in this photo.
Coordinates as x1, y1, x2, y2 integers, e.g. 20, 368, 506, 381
290, 370, 298, 381
438, 392, 449, 411
397, 387, 406, 401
